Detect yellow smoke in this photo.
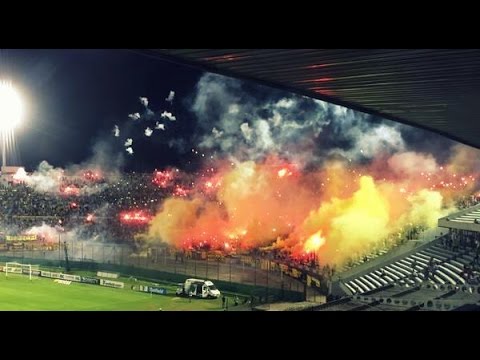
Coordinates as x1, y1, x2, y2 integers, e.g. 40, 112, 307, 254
293, 176, 390, 264
139, 197, 202, 246
140, 153, 474, 267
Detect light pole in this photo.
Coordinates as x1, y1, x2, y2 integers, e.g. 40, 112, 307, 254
58, 232, 61, 264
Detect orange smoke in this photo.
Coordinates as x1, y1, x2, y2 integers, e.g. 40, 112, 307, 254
140, 149, 480, 267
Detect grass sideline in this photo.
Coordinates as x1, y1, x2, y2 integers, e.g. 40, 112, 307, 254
0, 255, 305, 302
0, 273, 246, 311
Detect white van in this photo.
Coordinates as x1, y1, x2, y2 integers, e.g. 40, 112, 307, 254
176, 278, 221, 299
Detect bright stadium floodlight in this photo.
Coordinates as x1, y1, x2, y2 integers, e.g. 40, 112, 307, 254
0, 80, 23, 168
0, 81, 23, 132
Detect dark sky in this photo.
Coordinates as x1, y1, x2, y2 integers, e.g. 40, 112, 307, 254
2, 49, 204, 171
1, 49, 460, 173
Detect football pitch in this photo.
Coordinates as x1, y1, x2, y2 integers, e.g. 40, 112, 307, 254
0, 273, 227, 311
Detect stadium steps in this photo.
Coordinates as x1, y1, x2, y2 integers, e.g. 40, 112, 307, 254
390, 263, 411, 277
430, 245, 457, 258
455, 255, 474, 266
383, 265, 404, 280
460, 253, 476, 263
422, 246, 449, 257
358, 276, 376, 291
442, 261, 464, 274
437, 265, 465, 284
434, 268, 456, 285
414, 252, 433, 260
384, 264, 416, 286
451, 259, 466, 268
403, 257, 427, 269
369, 272, 389, 286
421, 249, 448, 261
341, 238, 472, 295
344, 282, 357, 294
409, 255, 430, 265
432, 274, 446, 285
363, 274, 383, 288
418, 252, 445, 264
395, 261, 419, 276
373, 270, 395, 284
352, 279, 370, 293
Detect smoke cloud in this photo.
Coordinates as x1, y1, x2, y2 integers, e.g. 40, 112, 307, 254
166, 90, 175, 103
139, 96, 149, 107
160, 111, 176, 121
128, 113, 141, 121
113, 125, 120, 137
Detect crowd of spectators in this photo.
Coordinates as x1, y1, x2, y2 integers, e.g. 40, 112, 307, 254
0, 173, 171, 243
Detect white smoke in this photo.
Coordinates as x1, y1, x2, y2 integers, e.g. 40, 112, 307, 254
124, 138, 133, 147
192, 73, 331, 164
331, 119, 406, 160
145, 127, 153, 137
388, 151, 439, 176
212, 127, 223, 138
276, 98, 295, 108
113, 125, 120, 137
14, 161, 64, 193
12, 167, 28, 181
139, 96, 149, 107
161, 111, 176, 121
71, 138, 125, 183
128, 113, 141, 121
255, 120, 275, 151
165, 90, 175, 103
240, 123, 253, 141
24, 221, 118, 255
25, 223, 64, 243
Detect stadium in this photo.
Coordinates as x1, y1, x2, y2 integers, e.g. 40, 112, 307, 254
2, 49, 480, 311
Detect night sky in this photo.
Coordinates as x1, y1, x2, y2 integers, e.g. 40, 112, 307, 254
3, 49, 204, 171
1, 49, 460, 173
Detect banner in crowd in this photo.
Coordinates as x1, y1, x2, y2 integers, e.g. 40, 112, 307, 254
5, 234, 37, 242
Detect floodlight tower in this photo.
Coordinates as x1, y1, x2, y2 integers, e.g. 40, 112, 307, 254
0, 80, 23, 168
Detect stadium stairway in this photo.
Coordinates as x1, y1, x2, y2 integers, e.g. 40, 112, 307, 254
336, 238, 474, 297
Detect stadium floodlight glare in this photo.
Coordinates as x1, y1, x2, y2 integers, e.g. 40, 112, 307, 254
0, 81, 23, 132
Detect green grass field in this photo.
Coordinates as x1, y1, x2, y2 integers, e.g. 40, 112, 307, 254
0, 273, 231, 311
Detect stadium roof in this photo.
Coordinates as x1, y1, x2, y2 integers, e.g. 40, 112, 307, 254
137, 49, 480, 149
